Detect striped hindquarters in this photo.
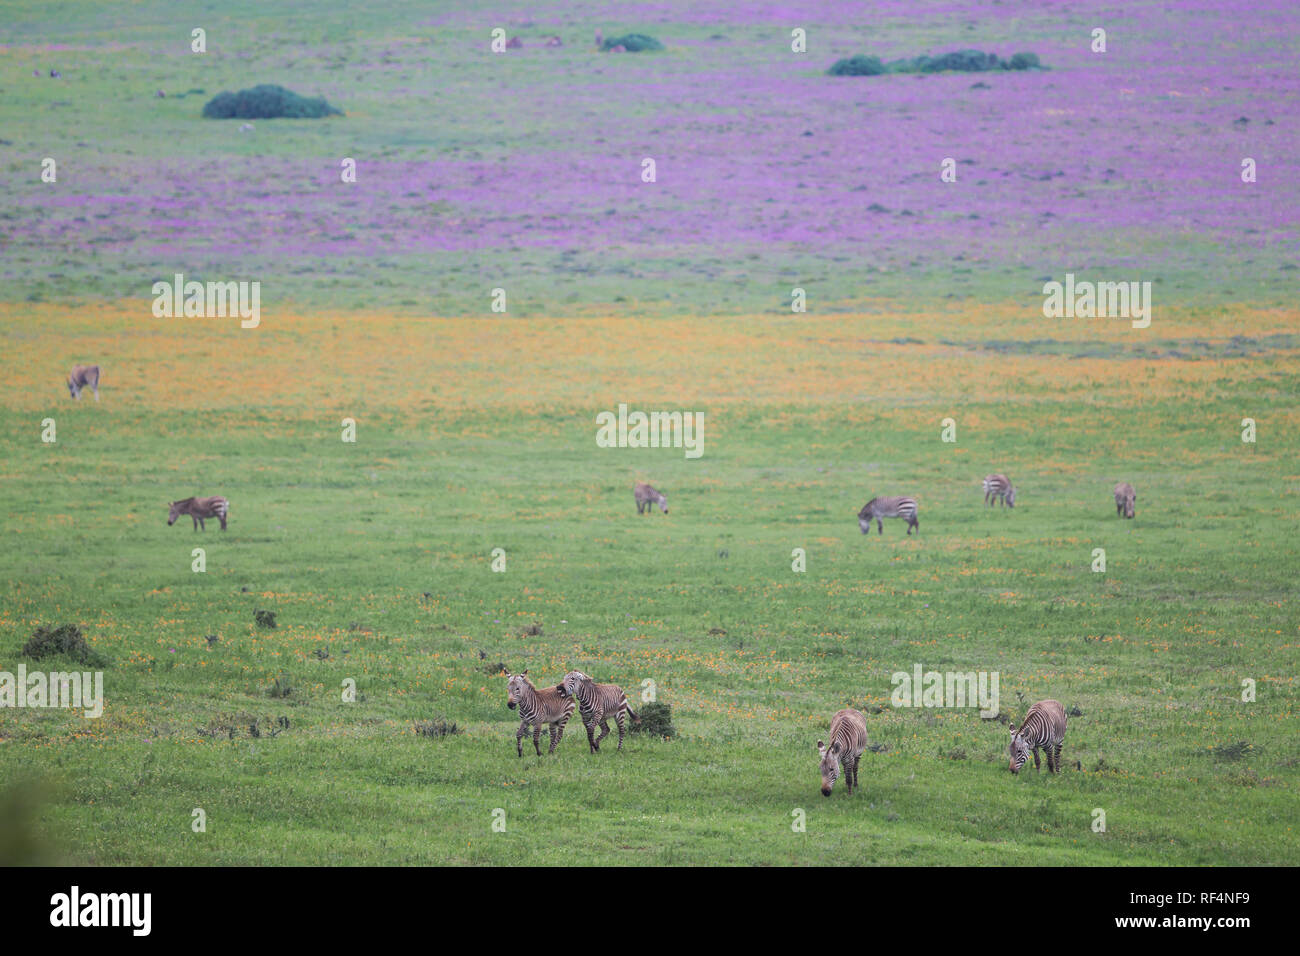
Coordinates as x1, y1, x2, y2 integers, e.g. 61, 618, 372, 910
198, 496, 229, 519
828, 708, 868, 758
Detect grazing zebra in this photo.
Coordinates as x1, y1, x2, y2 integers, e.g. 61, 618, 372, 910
557, 670, 639, 753
983, 473, 1015, 508
66, 364, 100, 401
858, 496, 919, 535
1008, 699, 1068, 774
634, 482, 668, 515
167, 496, 229, 531
506, 671, 574, 757
1114, 482, 1136, 519
818, 708, 868, 797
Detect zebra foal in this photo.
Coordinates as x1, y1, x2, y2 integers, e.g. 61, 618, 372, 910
818, 708, 868, 796
168, 496, 229, 531
506, 671, 574, 756
982, 474, 1015, 508
67, 364, 100, 401
557, 670, 639, 753
1008, 699, 1068, 774
858, 496, 919, 535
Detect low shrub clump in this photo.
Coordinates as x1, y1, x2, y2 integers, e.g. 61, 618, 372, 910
601, 34, 663, 52
22, 623, 107, 666
631, 702, 676, 738
202, 84, 342, 119
829, 50, 1045, 77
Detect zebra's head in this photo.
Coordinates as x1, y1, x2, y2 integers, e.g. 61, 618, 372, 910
66, 375, 78, 397
167, 501, 182, 525
506, 671, 531, 710
1006, 486, 1016, 508
817, 739, 842, 796
556, 670, 588, 699
1122, 492, 1135, 518
656, 493, 668, 514
1008, 727, 1032, 773
858, 499, 875, 534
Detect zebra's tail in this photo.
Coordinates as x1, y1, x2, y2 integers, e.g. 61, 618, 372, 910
626, 701, 641, 724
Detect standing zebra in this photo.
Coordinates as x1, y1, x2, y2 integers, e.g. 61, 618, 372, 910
858, 496, 919, 535
556, 670, 639, 753
168, 496, 229, 531
66, 364, 100, 401
818, 708, 868, 796
634, 482, 668, 515
506, 671, 574, 757
982, 474, 1015, 508
1113, 482, 1136, 519
1008, 699, 1068, 774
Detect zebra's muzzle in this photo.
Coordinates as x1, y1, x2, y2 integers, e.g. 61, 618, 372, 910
507, 701, 516, 710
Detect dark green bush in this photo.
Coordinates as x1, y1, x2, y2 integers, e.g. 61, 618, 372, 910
601, 34, 664, 52
254, 609, 277, 629
828, 55, 886, 76
631, 701, 676, 738
202, 84, 342, 119
22, 623, 107, 666
830, 50, 1045, 77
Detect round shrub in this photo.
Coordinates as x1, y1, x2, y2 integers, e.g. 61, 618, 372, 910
1008, 52, 1042, 70
601, 33, 664, 52
827, 55, 886, 76
202, 84, 342, 119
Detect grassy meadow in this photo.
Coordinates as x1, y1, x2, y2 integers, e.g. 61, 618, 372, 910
1, 0, 1298, 866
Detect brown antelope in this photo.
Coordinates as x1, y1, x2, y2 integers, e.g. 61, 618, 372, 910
1114, 482, 1136, 518
67, 365, 100, 401
168, 496, 229, 531
634, 482, 668, 514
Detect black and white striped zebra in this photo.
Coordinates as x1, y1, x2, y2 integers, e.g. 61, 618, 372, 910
168, 496, 229, 531
1114, 482, 1136, 519
1008, 699, 1067, 774
556, 670, 639, 753
858, 496, 919, 535
506, 671, 574, 757
983, 473, 1015, 508
818, 708, 868, 796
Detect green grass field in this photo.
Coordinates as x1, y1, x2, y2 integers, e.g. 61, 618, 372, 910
1, 305, 1296, 865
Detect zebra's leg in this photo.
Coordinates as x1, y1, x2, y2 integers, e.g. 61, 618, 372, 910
548, 722, 560, 753
1033, 747, 1041, 771
551, 714, 569, 752
192, 515, 199, 530
595, 718, 611, 747
516, 721, 527, 757
615, 711, 626, 751
1052, 745, 1062, 773
585, 721, 598, 753
532, 725, 543, 756
219, 514, 227, 530
876, 519, 882, 534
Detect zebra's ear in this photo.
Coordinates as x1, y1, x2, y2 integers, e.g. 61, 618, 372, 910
816, 739, 824, 750
522, 669, 528, 676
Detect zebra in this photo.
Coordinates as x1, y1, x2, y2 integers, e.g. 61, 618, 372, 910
167, 496, 229, 531
818, 708, 868, 797
66, 365, 100, 401
634, 482, 668, 515
1114, 482, 1136, 519
858, 496, 919, 535
556, 670, 639, 753
1008, 699, 1068, 774
983, 473, 1015, 507
506, 671, 574, 757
